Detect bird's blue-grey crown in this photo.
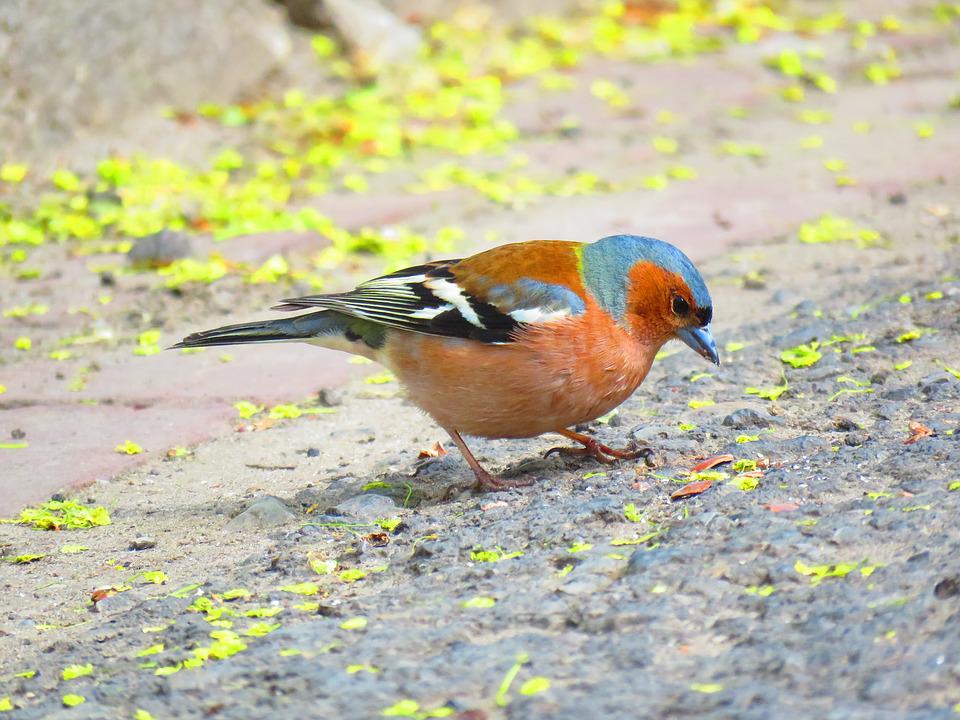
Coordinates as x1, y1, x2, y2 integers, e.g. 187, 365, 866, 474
580, 234, 711, 321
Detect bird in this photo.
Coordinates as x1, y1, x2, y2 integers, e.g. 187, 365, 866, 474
173, 234, 718, 491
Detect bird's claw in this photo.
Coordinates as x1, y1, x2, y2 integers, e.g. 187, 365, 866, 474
472, 469, 535, 492
546, 438, 655, 466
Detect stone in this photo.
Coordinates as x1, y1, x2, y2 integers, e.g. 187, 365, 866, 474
722, 408, 774, 429
91, 588, 139, 615
920, 372, 956, 399
128, 536, 157, 550
127, 230, 193, 268
829, 525, 860, 545
293, 477, 364, 510
0, 0, 293, 168
333, 493, 397, 521
844, 432, 868, 447
833, 416, 859, 432
225, 496, 297, 531
934, 576, 960, 600
881, 387, 913, 401
277, 0, 328, 29
316, 388, 343, 407
324, 0, 422, 75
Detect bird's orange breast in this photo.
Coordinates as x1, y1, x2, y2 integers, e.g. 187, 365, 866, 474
381, 297, 659, 438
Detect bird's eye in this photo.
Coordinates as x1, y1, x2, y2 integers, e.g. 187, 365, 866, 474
671, 295, 690, 316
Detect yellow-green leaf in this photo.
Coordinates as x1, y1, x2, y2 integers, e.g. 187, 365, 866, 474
115, 440, 144, 455
520, 677, 551, 696
690, 683, 724, 694
0, 163, 28, 183
382, 699, 420, 717
60, 663, 93, 680
280, 582, 319, 595
462, 596, 496, 609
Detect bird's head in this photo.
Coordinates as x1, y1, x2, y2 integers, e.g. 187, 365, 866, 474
581, 235, 719, 365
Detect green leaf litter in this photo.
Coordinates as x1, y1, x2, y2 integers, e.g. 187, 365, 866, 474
3, 501, 111, 530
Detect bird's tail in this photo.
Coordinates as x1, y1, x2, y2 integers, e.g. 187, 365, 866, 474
171, 310, 378, 349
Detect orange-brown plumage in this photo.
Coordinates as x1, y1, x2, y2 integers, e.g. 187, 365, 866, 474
451, 240, 587, 298
624, 261, 692, 342
385, 293, 654, 439
174, 234, 718, 491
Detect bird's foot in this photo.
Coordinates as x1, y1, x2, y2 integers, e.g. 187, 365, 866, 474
546, 437, 655, 466
443, 427, 536, 492
472, 468, 535, 492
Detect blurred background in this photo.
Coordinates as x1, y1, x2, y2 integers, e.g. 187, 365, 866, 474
1, 0, 958, 506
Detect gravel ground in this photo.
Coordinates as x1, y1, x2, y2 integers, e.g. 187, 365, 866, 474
1, 178, 958, 718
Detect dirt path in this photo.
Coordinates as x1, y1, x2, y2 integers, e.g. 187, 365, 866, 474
2, 2, 960, 718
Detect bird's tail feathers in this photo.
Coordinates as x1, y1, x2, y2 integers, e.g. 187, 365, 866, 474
171, 311, 348, 349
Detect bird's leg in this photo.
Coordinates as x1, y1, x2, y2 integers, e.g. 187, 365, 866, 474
546, 428, 654, 465
445, 428, 534, 492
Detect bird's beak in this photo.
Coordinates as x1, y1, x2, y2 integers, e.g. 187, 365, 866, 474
677, 325, 720, 366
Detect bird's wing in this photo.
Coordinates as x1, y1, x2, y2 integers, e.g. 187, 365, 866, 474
273, 244, 589, 344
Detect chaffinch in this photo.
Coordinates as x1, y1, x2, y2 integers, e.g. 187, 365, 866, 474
174, 234, 718, 490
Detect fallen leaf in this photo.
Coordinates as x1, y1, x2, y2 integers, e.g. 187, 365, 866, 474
90, 587, 120, 604
418, 441, 448, 459
904, 421, 934, 445
765, 503, 799, 513
481, 501, 508, 512
172, 110, 199, 126
362, 532, 389, 547
671, 480, 713, 501
690, 454, 734, 473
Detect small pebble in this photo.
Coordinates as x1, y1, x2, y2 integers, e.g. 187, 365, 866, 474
934, 577, 960, 599
334, 494, 397, 521
833, 416, 858, 432
127, 229, 193, 267
129, 537, 157, 551
317, 388, 343, 407
844, 432, 868, 447
225, 496, 297, 531
722, 408, 774, 429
